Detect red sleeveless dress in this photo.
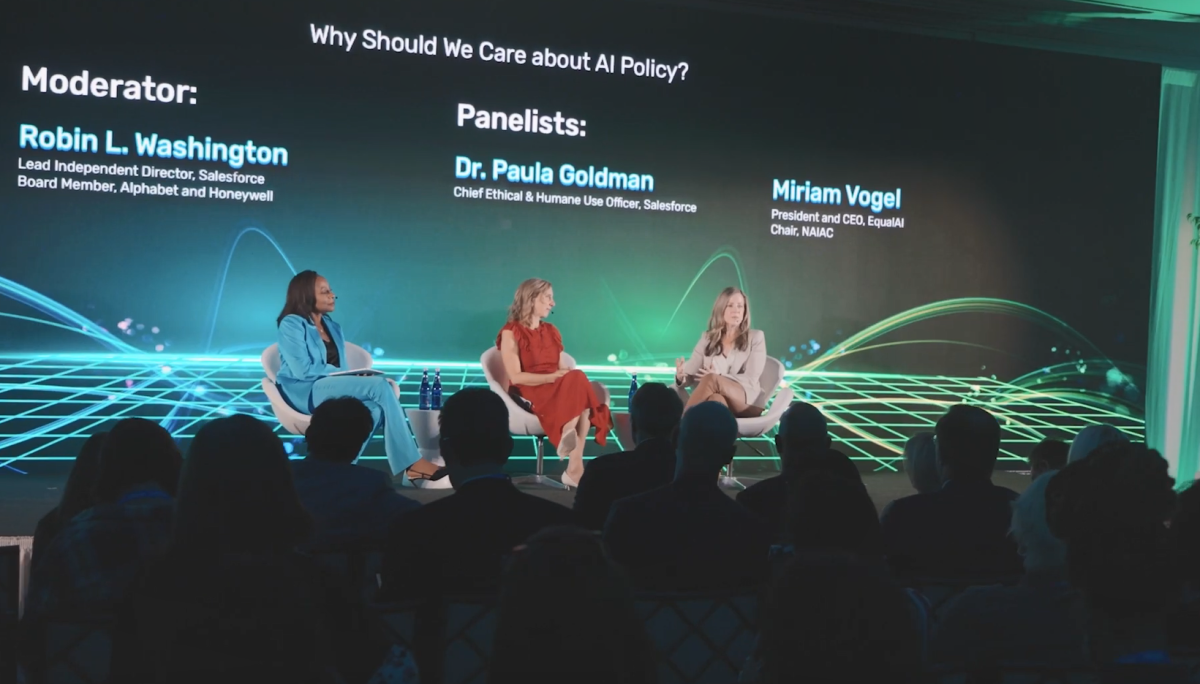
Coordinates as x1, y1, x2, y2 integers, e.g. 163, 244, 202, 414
497, 322, 611, 447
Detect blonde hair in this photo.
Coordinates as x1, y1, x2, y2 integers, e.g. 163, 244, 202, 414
703, 287, 751, 356
507, 278, 552, 325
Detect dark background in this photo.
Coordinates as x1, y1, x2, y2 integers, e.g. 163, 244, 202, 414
0, 0, 1158, 389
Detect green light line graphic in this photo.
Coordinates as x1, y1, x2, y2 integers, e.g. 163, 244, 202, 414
662, 246, 748, 335
0, 354, 1144, 468
801, 297, 1111, 372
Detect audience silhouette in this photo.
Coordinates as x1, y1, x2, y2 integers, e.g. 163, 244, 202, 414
25, 418, 180, 621
1046, 442, 1180, 668
930, 470, 1087, 668
109, 414, 394, 684
573, 382, 683, 530
604, 401, 772, 590
13, 384, 1196, 684
760, 552, 922, 684
292, 396, 420, 550
784, 471, 882, 559
1066, 423, 1130, 464
901, 431, 939, 494
881, 404, 1022, 579
1029, 436, 1069, 480
31, 431, 107, 566
490, 526, 657, 684
738, 402, 866, 539
377, 388, 574, 601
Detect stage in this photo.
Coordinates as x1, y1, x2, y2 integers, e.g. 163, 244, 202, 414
0, 353, 1142, 473
0, 458, 1034, 537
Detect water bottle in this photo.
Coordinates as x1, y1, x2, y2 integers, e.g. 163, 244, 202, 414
431, 368, 443, 410
419, 368, 431, 410
628, 373, 638, 408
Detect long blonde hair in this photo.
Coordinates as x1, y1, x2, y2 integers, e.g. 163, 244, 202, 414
704, 287, 751, 356
507, 278, 552, 325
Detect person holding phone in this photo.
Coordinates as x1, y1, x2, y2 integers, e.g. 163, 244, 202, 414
674, 286, 768, 417
275, 270, 442, 483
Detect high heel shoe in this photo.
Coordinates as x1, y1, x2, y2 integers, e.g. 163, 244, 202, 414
560, 470, 581, 489
401, 466, 451, 489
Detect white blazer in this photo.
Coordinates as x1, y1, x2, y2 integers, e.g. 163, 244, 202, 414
677, 329, 769, 408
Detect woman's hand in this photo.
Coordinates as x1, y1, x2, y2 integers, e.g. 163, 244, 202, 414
551, 368, 570, 380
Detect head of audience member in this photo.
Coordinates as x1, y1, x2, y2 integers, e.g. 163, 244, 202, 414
629, 382, 683, 446
774, 402, 831, 475
675, 400, 737, 480
93, 418, 183, 504
507, 277, 554, 326
439, 388, 514, 487
304, 396, 375, 464
785, 472, 883, 559
490, 526, 655, 684
58, 432, 108, 522
1045, 441, 1178, 662
1010, 471, 1067, 579
1029, 437, 1069, 480
761, 552, 921, 684
934, 405, 1001, 484
902, 432, 940, 493
172, 415, 312, 555
1175, 484, 1200, 595
1067, 424, 1130, 464
791, 448, 864, 486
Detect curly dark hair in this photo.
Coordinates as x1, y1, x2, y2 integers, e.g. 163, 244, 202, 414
1044, 441, 1177, 618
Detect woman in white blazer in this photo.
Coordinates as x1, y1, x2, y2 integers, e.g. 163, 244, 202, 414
674, 286, 768, 417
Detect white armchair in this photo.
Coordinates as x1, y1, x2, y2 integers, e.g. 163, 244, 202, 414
260, 342, 398, 436
480, 347, 609, 488
673, 356, 794, 488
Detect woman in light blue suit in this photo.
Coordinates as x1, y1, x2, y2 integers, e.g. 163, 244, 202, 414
275, 270, 443, 483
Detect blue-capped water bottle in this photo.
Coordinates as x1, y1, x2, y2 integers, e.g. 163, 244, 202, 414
628, 373, 638, 408
419, 368, 431, 410
431, 368, 443, 410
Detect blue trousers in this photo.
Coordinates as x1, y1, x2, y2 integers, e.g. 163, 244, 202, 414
310, 374, 420, 475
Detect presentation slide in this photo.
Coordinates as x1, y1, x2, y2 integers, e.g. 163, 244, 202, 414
0, 0, 1158, 461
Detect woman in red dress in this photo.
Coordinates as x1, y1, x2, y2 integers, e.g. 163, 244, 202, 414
497, 278, 612, 488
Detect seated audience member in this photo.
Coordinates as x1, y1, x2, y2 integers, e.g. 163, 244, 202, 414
31, 432, 107, 565
604, 401, 772, 591
1029, 437, 1069, 480
738, 403, 862, 538
1046, 442, 1187, 680
292, 397, 419, 549
930, 471, 1087, 668
490, 527, 656, 684
573, 382, 683, 530
880, 404, 1022, 579
378, 388, 575, 601
783, 472, 883, 560
24, 418, 181, 621
757, 552, 922, 684
902, 432, 940, 494
110, 414, 400, 684
1169, 483, 1200, 648
1066, 423, 1129, 464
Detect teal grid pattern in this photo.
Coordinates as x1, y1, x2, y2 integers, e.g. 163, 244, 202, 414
0, 354, 1145, 472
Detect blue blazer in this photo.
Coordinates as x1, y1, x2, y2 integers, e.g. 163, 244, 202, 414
276, 313, 346, 412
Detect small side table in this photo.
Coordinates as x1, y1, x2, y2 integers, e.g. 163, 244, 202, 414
404, 408, 444, 468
